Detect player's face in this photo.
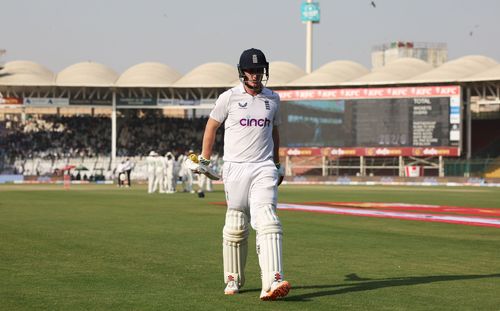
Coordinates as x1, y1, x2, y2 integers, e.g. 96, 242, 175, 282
243, 68, 264, 87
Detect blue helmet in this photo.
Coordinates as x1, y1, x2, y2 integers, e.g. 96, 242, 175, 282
237, 48, 269, 80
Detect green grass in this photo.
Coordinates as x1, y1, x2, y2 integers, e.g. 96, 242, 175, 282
0, 184, 499, 310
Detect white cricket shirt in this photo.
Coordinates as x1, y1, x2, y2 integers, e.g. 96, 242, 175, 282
209, 83, 281, 163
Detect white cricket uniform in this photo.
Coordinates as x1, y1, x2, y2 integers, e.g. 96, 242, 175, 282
179, 155, 194, 192
210, 83, 284, 292
146, 155, 157, 193
210, 83, 281, 222
166, 156, 176, 193
155, 156, 166, 193
198, 172, 213, 192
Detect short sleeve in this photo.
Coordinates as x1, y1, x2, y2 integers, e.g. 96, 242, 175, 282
209, 90, 232, 123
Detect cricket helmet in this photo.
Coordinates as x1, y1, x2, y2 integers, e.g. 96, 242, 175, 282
237, 48, 269, 80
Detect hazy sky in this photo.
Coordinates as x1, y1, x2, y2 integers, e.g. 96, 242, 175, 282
1, 0, 499, 74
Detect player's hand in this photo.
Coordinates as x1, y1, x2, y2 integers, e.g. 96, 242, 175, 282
186, 153, 208, 174
276, 163, 285, 186
186, 154, 220, 180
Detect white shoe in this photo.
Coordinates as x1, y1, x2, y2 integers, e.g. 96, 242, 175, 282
224, 280, 239, 295
260, 280, 291, 301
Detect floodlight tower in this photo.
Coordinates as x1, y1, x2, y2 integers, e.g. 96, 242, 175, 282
301, 1, 320, 73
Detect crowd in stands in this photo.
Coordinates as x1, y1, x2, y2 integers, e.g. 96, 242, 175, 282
115, 111, 216, 156
0, 112, 224, 174
1, 114, 111, 162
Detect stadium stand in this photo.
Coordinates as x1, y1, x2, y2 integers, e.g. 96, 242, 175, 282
1, 55, 499, 181
0, 112, 223, 178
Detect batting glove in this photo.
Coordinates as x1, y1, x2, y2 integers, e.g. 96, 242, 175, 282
198, 155, 211, 167
276, 163, 285, 186
186, 154, 220, 180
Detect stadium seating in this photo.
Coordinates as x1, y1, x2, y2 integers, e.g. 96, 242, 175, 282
2, 112, 498, 179
0, 113, 223, 177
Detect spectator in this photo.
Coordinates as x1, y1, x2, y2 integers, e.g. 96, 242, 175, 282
0, 113, 224, 173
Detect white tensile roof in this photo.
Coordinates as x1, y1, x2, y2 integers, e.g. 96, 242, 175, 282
1, 55, 500, 88
56, 61, 119, 87
406, 55, 498, 83
173, 62, 238, 88
288, 60, 369, 86
460, 63, 500, 82
0, 61, 55, 86
265, 61, 306, 87
115, 62, 181, 87
348, 58, 433, 85
230, 61, 306, 87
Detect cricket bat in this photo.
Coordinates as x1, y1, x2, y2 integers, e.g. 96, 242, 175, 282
186, 154, 220, 181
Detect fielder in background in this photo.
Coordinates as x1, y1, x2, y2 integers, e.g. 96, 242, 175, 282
192, 48, 288, 300
165, 152, 176, 193
146, 151, 158, 193
196, 165, 213, 198
179, 151, 195, 193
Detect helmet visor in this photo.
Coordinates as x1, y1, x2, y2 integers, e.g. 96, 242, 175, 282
243, 67, 265, 75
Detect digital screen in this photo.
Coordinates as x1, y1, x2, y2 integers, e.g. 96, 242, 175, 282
281, 100, 346, 147
279, 89, 461, 149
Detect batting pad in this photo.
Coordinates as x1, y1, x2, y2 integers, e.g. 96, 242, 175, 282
223, 209, 249, 287
255, 204, 284, 292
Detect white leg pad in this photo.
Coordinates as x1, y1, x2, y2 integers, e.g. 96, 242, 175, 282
223, 209, 249, 287
255, 204, 284, 292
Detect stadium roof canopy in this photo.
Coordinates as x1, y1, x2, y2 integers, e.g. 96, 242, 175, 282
406, 55, 498, 83
265, 61, 306, 87
56, 61, 119, 87
460, 63, 500, 82
1, 55, 500, 89
116, 62, 181, 87
348, 58, 433, 85
0, 60, 55, 86
173, 62, 238, 88
288, 60, 369, 86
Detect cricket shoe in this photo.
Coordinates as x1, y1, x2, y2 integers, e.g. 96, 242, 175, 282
224, 274, 240, 295
259, 280, 291, 301
224, 280, 239, 295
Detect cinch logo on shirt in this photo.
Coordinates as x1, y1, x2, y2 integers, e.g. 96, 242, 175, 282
239, 118, 272, 127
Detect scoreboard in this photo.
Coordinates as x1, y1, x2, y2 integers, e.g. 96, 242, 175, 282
277, 86, 461, 157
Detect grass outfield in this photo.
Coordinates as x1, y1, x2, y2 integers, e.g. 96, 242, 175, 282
0, 184, 499, 310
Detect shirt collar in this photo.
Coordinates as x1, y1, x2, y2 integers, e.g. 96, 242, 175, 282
237, 83, 268, 96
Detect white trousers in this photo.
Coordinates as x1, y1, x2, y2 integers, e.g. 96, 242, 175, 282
222, 160, 283, 290
222, 160, 278, 227
166, 172, 175, 192
183, 170, 193, 192
148, 172, 156, 193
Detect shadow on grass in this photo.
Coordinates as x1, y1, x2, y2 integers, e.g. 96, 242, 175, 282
281, 273, 500, 301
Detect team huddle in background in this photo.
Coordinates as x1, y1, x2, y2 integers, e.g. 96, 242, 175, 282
144, 150, 218, 195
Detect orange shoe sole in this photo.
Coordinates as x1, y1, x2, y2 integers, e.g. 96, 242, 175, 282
260, 281, 291, 301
